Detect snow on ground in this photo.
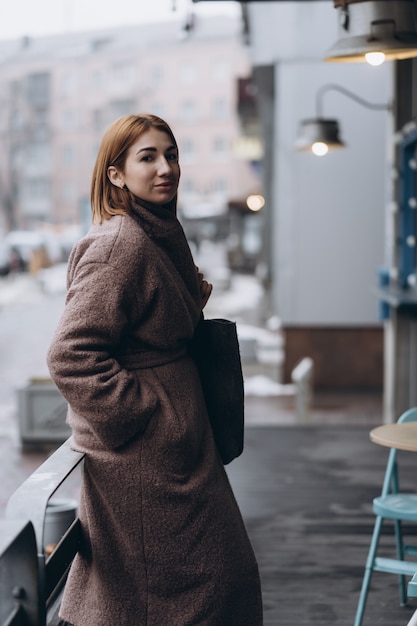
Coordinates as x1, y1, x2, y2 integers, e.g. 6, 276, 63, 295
244, 375, 294, 397
0, 274, 44, 307
38, 263, 68, 294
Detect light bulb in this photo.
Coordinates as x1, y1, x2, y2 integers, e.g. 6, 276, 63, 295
312, 142, 329, 157
365, 51, 385, 66
246, 194, 265, 211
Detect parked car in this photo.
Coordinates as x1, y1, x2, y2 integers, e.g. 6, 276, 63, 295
5, 231, 46, 267
0, 240, 11, 276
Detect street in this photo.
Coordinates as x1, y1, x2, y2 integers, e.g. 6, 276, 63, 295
0, 272, 66, 513
0, 274, 66, 440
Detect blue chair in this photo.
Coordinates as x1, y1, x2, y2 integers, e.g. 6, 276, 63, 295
354, 407, 417, 626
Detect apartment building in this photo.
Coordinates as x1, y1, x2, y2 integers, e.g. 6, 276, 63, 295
0, 15, 259, 232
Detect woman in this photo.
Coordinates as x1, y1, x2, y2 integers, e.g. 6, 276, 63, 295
47, 114, 263, 626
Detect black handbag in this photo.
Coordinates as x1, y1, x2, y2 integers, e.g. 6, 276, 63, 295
189, 316, 244, 465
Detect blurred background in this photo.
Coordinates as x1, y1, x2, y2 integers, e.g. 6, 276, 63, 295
4, 6, 417, 623
1, 0, 417, 460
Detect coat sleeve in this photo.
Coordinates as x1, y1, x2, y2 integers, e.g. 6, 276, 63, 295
47, 260, 158, 450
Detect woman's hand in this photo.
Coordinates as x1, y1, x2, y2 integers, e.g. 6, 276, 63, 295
196, 267, 213, 310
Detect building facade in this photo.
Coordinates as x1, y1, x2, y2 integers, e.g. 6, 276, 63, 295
245, 2, 392, 391
0, 16, 259, 232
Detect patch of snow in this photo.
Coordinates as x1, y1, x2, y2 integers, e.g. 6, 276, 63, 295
0, 275, 43, 307
244, 375, 295, 397
38, 264, 67, 294
204, 273, 264, 318
237, 323, 283, 347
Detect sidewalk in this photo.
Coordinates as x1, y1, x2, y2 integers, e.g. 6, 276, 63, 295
2, 396, 410, 626
227, 422, 417, 625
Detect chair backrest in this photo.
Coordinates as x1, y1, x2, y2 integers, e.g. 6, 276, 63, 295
398, 407, 417, 424
381, 407, 417, 497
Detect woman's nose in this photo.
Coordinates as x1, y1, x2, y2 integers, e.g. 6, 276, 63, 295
157, 157, 172, 175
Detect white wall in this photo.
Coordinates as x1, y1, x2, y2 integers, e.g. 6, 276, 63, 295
248, 1, 393, 326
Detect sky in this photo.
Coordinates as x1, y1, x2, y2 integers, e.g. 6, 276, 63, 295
0, 0, 240, 41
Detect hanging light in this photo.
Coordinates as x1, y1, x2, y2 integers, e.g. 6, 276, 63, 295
325, 0, 417, 64
296, 119, 345, 156
295, 84, 391, 156
365, 51, 386, 66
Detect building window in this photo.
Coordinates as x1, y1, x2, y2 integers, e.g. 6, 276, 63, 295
91, 69, 104, 90
181, 178, 195, 194
26, 72, 50, 105
180, 62, 197, 85
213, 97, 228, 119
62, 144, 75, 166
27, 142, 50, 168
10, 109, 24, 130
212, 60, 229, 82
109, 99, 136, 120
91, 142, 100, 167
110, 61, 135, 86
10, 80, 22, 99
26, 178, 50, 201
91, 37, 112, 53
212, 178, 227, 194
212, 137, 229, 159
33, 109, 49, 133
62, 109, 77, 130
10, 146, 23, 171
61, 71, 78, 97
150, 65, 163, 85
181, 100, 196, 122
62, 181, 76, 203
92, 108, 106, 131
181, 138, 195, 163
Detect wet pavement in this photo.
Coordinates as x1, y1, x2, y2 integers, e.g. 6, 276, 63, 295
228, 424, 417, 625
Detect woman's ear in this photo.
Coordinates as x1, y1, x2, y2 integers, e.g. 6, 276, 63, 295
107, 166, 124, 189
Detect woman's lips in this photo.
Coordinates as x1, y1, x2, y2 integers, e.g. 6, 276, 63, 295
155, 182, 174, 190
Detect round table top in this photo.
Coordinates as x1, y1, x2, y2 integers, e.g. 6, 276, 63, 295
370, 422, 417, 452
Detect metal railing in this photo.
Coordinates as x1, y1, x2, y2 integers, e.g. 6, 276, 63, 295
0, 520, 39, 625
291, 357, 314, 421
1, 439, 85, 626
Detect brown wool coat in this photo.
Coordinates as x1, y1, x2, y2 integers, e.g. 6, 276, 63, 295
47, 200, 263, 626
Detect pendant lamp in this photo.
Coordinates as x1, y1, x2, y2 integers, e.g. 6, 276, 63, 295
325, 0, 417, 64
296, 84, 391, 156
296, 119, 345, 156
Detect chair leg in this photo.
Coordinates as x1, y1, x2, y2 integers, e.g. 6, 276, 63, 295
394, 519, 408, 605
354, 516, 384, 626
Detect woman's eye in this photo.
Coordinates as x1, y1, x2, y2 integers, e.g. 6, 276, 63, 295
141, 155, 152, 162
167, 153, 178, 161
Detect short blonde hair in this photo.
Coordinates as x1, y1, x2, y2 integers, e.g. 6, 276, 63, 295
91, 114, 178, 223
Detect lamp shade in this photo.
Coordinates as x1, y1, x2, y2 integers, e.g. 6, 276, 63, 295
325, 0, 417, 63
296, 119, 345, 153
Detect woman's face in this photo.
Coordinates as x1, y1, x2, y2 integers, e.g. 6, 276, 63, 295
108, 128, 180, 205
